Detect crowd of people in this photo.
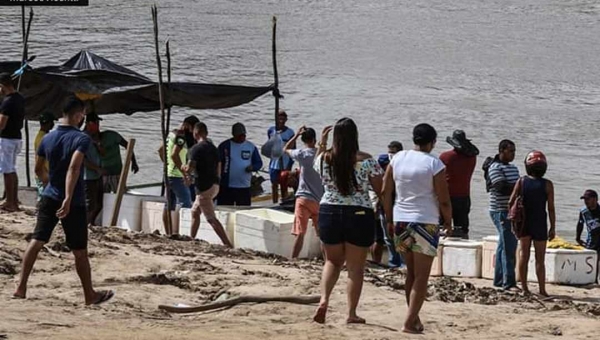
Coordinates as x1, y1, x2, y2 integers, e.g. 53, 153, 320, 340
1, 70, 600, 333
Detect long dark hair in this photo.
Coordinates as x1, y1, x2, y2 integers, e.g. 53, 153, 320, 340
326, 118, 359, 196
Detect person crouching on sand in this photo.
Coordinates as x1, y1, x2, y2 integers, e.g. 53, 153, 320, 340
312, 118, 384, 324
509, 151, 555, 296
383, 123, 452, 334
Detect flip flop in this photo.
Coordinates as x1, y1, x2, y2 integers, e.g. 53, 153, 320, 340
90, 290, 115, 305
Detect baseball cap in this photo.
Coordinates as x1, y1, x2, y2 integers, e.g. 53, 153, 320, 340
86, 112, 103, 123
580, 189, 598, 200
39, 111, 57, 124
232, 122, 246, 136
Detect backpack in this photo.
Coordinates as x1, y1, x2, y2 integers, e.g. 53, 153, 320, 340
482, 156, 498, 193
508, 177, 526, 238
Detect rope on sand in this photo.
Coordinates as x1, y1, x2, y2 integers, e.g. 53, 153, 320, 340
158, 295, 320, 314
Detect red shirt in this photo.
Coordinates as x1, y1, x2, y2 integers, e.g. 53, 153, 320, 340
439, 149, 476, 197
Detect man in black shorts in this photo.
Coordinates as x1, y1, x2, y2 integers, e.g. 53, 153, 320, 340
13, 97, 114, 305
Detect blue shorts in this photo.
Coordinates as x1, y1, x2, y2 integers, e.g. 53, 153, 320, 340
165, 177, 192, 211
269, 168, 281, 184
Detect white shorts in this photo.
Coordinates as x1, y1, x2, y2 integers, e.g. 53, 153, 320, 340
0, 138, 22, 174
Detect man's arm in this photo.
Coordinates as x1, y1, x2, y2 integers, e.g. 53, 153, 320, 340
34, 155, 49, 186
284, 127, 304, 157
250, 147, 263, 172
170, 144, 184, 173
489, 165, 514, 195
547, 180, 556, 241
57, 150, 85, 218
0, 114, 8, 131
576, 212, 585, 246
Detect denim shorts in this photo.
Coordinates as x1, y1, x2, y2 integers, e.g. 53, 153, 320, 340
318, 204, 375, 247
166, 177, 192, 211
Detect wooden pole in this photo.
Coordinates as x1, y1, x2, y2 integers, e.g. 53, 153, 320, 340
158, 294, 320, 314
272, 16, 279, 127
161, 40, 172, 197
166, 40, 172, 134
152, 5, 172, 235
19, 7, 34, 187
110, 139, 136, 227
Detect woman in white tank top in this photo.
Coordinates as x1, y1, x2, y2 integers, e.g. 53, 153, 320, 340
383, 123, 452, 334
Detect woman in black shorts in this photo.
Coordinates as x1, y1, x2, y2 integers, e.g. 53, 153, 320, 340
312, 118, 384, 324
509, 150, 556, 296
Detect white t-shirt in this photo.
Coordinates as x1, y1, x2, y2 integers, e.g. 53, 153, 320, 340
391, 150, 445, 224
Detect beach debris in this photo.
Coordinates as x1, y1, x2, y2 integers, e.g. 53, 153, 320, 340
550, 326, 563, 336
158, 294, 320, 314
0, 259, 16, 275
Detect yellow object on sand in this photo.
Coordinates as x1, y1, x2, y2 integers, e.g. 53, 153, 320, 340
547, 236, 584, 250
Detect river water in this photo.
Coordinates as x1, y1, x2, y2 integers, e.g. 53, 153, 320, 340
1, 0, 600, 240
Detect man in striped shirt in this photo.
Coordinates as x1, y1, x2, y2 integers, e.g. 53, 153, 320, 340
488, 139, 520, 290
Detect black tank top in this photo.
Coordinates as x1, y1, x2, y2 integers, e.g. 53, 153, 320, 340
523, 177, 547, 230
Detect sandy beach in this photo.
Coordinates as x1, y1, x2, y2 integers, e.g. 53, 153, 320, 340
0, 208, 599, 340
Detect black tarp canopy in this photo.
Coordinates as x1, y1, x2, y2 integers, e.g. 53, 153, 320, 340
0, 50, 274, 119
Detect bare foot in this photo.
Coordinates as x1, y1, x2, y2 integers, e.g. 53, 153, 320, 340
415, 317, 424, 332
402, 326, 423, 334
313, 304, 327, 324
85, 290, 115, 305
1, 205, 20, 213
346, 316, 366, 324
539, 290, 549, 298
12, 291, 26, 299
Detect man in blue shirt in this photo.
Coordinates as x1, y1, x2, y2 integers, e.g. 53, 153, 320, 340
13, 97, 114, 305
267, 110, 295, 203
218, 122, 263, 206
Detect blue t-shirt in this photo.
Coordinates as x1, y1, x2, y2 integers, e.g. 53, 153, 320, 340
219, 139, 263, 189
37, 125, 91, 206
267, 126, 295, 170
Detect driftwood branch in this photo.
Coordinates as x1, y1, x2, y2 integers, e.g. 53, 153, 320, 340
158, 294, 320, 314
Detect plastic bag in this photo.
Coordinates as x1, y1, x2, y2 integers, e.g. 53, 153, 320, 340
261, 133, 284, 159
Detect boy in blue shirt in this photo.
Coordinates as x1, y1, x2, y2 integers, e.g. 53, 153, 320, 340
267, 110, 295, 203
13, 97, 114, 305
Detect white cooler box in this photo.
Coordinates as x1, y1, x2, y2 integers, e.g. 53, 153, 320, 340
102, 193, 165, 232
521, 248, 598, 285
179, 208, 234, 246
140, 201, 179, 235
482, 235, 499, 280
442, 239, 483, 278
235, 209, 321, 259
430, 240, 444, 276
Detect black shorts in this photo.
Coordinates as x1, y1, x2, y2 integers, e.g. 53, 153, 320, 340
318, 204, 375, 248
85, 179, 104, 213
217, 187, 251, 206
32, 197, 88, 250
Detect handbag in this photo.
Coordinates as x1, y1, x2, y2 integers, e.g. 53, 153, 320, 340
508, 177, 526, 237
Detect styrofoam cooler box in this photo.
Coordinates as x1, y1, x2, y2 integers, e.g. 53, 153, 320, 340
442, 240, 483, 278
102, 193, 164, 231
140, 201, 179, 235
482, 236, 499, 279
235, 209, 321, 259
521, 248, 597, 285
429, 239, 445, 276
178, 208, 234, 245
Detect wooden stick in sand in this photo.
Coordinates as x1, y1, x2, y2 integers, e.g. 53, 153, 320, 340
109, 139, 136, 227
160, 40, 173, 197
158, 294, 320, 314
152, 5, 173, 234
19, 6, 34, 187
272, 16, 279, 126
